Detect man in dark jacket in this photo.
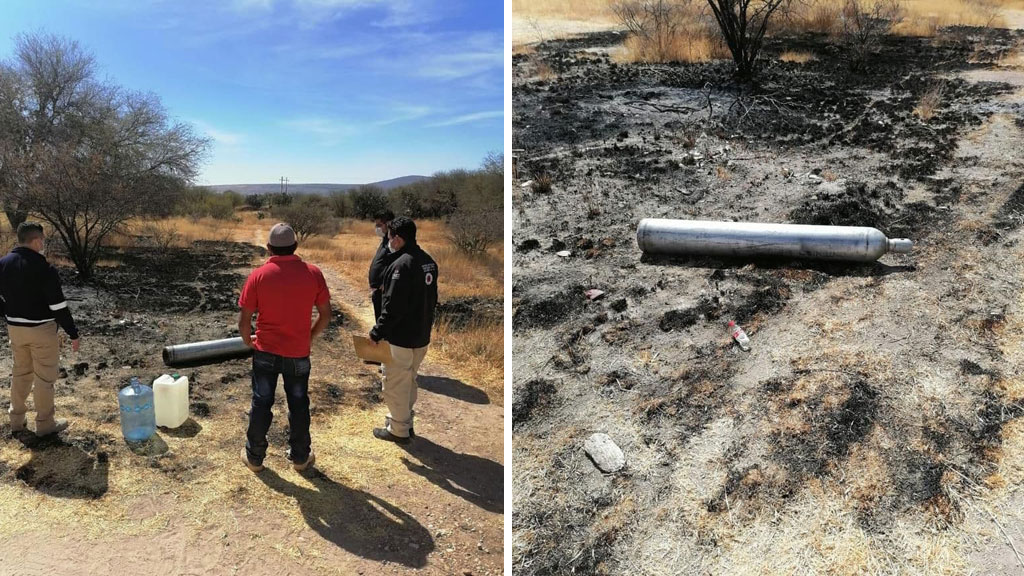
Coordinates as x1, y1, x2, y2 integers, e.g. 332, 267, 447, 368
0, 222, 80, 436
369, 217, 438, 443
368, 209, 395, 323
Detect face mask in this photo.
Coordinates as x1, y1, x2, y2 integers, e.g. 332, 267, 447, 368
388, 238, 399, 252
375, 226, 385, 238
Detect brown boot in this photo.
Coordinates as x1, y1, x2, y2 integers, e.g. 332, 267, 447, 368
35, 418, 68, 437
10, 416, 26, 433
241, 448, 264, 473
292, 451, 315, 472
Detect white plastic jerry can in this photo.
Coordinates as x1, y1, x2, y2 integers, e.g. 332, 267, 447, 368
153, 373, 189, 428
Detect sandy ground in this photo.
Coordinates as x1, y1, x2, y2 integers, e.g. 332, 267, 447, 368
0, 228, 503, 575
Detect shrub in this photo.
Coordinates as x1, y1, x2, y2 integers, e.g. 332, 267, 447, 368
349, 185, 391, 219
447, 209, 502, 254
531, 174, 553, 194
138, 221, 183, 251
274, 197, 336, 242
328, 190, 350, 218
222, 189, 245, 207
245, 194, 264, 210
913, 82, 944, 121
840, 0, 904, 70
206, 194, 236, 220
175, 187, 236, 220
612, 0, 726, 64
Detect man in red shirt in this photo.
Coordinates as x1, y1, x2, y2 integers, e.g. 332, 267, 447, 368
238, 223, 331, 473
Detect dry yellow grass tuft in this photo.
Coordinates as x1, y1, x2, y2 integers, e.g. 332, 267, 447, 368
616, 29, 731, 63
914, 82, 945, 120
780, 50, 816, 63
535, 61, 557, 81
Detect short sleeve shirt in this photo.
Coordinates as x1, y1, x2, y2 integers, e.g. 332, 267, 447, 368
239, 255, 330, 358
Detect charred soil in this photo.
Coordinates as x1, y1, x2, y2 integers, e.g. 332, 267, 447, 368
513, 25, 1024, 576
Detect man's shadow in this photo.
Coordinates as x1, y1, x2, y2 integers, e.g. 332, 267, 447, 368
400, 437, 503, 514
258, 468, 434, 568
418, 375, 490, 405
10, 431, 109, 499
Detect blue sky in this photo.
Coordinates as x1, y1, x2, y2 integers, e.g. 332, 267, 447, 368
0, 0, 503, 185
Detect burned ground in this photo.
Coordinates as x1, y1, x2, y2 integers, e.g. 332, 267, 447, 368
0, 232, 504, 575
513, 24, 1024, 576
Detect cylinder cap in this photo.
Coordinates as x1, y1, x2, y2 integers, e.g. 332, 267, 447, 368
888, 238, 913, 254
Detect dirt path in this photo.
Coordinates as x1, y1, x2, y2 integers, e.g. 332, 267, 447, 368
951, 57, 1024, 575
0, 229, 503, 576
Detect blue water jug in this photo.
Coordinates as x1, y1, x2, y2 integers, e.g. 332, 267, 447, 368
119, 376, 155, 442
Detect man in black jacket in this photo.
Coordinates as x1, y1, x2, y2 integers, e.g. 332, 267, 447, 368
368, 209, 395, 323
369, 217, 438, 444
0, 223, 80, 436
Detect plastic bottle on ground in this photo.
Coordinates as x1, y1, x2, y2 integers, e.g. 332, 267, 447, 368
119, 376, 156, 442
728, 320, 751, 352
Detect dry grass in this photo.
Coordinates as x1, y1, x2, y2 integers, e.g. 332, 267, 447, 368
617, 28, 731, 63
535, 61, 557, 80
292, 218, 504, 398
513, 43, 537, 56
780, 50, 816, 63
509, 0, 619, 21
94, 212, 504, 399
914, 82, 946, 120
512, 0, 1022, 46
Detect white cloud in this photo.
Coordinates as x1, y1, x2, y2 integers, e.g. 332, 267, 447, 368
190, 119, 245, 146
373, 105, 435, 126
427, 110, 502, 127
280, 117, 355, 145
410, 32, 502, 80
232, 0, 274, 10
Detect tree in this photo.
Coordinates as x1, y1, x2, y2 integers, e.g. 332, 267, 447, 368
275, 196, 335, 242
245, 193, 264, 210
327, 190, 350, 218
349, 185, 391, 219
705, 0, 791, 79
447, 209, 502, 254
0, 34, 99, 228
481, 151, 504, 177
0, 33, 208, 279
612, 0, 695, 62
839, 0, 903, 71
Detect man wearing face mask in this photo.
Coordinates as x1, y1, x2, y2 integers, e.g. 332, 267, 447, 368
368, 209, 396, 324
368, 217, 438, 444
0, 222, 80, 437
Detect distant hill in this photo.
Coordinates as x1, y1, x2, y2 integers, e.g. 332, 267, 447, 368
206, 175, 429, 196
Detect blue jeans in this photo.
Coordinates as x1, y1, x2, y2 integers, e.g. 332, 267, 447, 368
245, 350, 311, 465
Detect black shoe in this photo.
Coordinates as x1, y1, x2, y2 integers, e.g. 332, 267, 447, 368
373, 427, 411, 444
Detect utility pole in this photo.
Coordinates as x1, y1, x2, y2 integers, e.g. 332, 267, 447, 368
280, 176, 285, 195
285, 177, 289, 194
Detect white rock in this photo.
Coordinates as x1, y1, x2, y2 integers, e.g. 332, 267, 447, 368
556, 250, 571, 258
584, 433, 625, 473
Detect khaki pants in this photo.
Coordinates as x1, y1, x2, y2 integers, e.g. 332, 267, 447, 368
8, 322, 60, 430
382, 344, 428, 438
